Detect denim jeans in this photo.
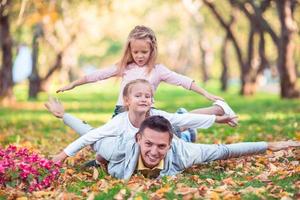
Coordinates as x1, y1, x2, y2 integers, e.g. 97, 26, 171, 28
112, 105, 126, 118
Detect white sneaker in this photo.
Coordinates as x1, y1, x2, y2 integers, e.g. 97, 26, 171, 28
213, 100, 238, 126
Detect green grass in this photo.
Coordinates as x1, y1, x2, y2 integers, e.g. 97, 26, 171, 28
0, 81, 299, 199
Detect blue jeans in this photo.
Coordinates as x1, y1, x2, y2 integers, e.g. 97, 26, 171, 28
112, 105, 126, 118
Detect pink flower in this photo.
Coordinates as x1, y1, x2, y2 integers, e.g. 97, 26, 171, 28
0, 145, 61, 192
39, 158, 52, 170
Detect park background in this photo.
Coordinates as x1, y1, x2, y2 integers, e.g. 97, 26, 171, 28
0, 0, 300, 199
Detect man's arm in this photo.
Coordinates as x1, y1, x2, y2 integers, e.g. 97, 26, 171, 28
173, 139, 300, 169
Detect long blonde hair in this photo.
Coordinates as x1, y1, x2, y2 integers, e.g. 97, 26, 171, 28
117, 25, 158, 76
123, 79, 153, 117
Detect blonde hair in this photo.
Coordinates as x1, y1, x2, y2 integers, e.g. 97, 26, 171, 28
123, 79, 153, 114
117, 25, 158, 76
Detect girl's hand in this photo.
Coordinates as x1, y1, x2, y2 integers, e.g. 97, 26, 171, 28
205, 93, 224, 102
52, 151, 68, 163
56, 84, 74, 93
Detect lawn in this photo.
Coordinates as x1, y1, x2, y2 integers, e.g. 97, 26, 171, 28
0, 81, 299, 199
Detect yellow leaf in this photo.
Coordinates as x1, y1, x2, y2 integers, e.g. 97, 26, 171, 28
134, 196, 143, 200
66, 168, 75, 175
206, 178, 215, 185
87, 192, 95, 200
32, 191, 54, 198
155, 185, 170, 197
16, 197, 28, 200
269, 163, 278, 172
206, 191, 221, 200
93, 167, 99, 180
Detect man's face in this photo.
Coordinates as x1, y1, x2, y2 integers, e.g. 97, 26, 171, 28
136, 127, 171, 168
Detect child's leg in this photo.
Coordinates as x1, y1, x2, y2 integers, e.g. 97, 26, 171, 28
174, 108, 197, 142
63, 113, 94, 136
189, 106, 224, 115
190, 100, 238, 126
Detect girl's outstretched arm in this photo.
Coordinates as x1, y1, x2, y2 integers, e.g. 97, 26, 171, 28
158, 64, 224, 102
190, 82, 224, 101
56, 65, 118, 93
56, 77, 88, 93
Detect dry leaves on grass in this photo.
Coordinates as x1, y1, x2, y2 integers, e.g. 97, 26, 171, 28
1, 143, 299, 199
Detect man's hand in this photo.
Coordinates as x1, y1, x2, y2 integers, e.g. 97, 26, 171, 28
267, 141, 300, 151
52, 151, 68, 163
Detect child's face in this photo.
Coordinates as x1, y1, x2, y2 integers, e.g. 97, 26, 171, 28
124, 83, 152, 113
130, 39, 151, 67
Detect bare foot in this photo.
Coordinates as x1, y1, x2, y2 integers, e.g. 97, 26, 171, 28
44, 97, 65, 118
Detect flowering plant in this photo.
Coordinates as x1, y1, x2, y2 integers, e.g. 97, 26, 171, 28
0, 145, 61, 192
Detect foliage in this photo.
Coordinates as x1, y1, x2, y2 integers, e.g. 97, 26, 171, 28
0, 82, 299, 199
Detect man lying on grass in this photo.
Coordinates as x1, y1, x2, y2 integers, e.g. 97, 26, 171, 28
46, 100, 300, 180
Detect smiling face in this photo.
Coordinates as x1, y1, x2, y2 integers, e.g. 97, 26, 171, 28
130, 39, 151, 67
136, 127, 171, 168
124, 82, 153, 114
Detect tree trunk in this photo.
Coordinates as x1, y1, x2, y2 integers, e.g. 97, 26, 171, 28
241, 25, 257, 96
199, 40, 210, 83
28, 24, 43, 99
0, 1, 14, 102
220, 35, 229, 91
276, 0, 300, 98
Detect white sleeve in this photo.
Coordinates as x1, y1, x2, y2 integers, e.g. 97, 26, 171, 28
173, 139, 268, 168
63, 116, 122, 156
151, 109, 216, 129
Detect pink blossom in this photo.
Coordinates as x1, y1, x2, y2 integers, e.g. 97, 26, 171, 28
0, 145, 61, 192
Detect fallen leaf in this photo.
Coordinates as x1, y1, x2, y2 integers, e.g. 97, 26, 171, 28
114, 189, 126, 200
16, 197, 28, 200
174, 187, 197, 195
155, 185, 170, 198
206, 178, 215, 185
93, 167, 99, 180
87, 192, 95, 200
222, 177, 236, 186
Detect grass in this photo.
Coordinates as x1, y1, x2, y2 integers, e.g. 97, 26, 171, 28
0, 81, 299, 199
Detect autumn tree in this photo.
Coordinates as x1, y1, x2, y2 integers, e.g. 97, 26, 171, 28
0, 0, 13, 102
24, 0, 77, 99
203, 0, 299, 98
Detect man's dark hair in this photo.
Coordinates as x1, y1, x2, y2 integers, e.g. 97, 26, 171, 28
136, 115, 173, 142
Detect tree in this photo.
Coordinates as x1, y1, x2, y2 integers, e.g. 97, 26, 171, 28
182, 0, 211, 83
0, 0, 14, 102
25, 0, 77, 99
203, 0, 299, 98
276, 0, 299, 98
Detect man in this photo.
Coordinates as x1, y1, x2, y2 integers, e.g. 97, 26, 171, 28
46, 99, 300, 180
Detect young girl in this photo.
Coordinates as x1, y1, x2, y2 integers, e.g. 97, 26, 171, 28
56, 25, 236, 125
47, 79, 237, 164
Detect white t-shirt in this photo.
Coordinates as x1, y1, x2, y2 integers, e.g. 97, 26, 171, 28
63, 109, 216, 158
